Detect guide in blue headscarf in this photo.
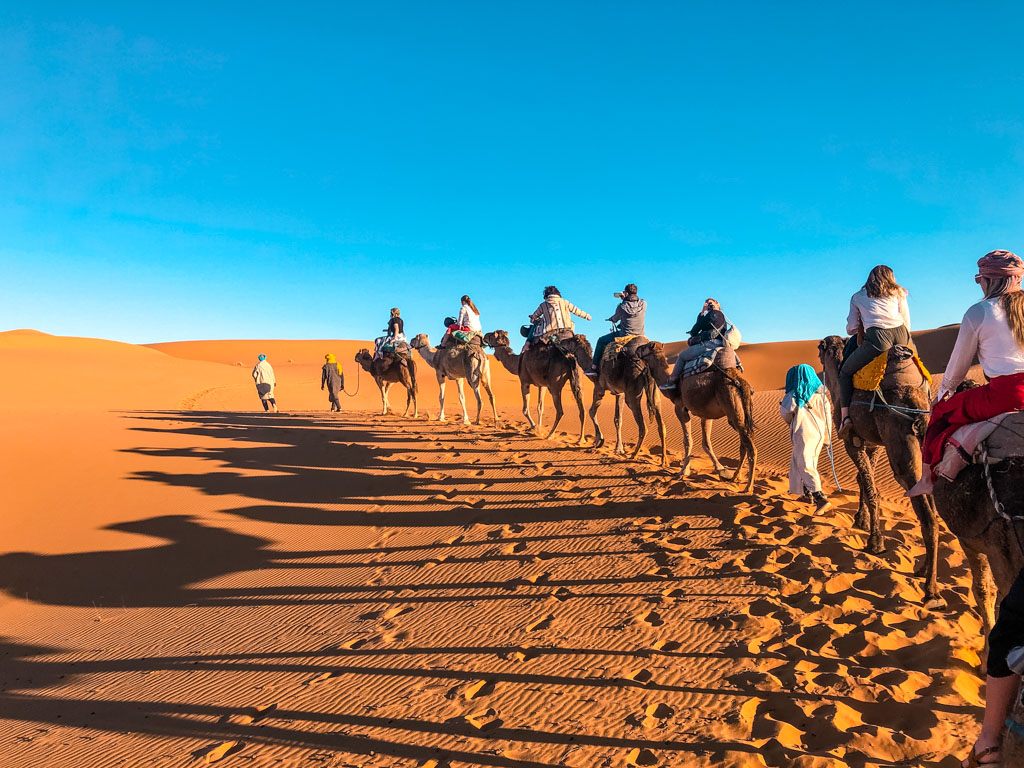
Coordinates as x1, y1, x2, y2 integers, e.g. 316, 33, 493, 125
779, 364, 832, 512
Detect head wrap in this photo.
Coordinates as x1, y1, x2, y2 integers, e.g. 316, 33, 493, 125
976, 250, 1024, 296
785, 364, 822, 408
977, 250, 1024, 280
325, 353, 336, 363
258, 354, 267, 361
325, 353, 341, 374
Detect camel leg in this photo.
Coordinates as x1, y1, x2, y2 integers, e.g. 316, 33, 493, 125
965, 546, 997, 643
402, 382, 411, 417
484, 376, 499, 425
521, 381, 536, 430
885, 434, 941, 605
627, 393, 647, 461
536, 387, 547, 435
545, 383, 566, 440
847, 443, 883, 554
456, 378, 470, 424
677, 405, 694, 478
471, 381, 484, 424
589, 386, 606, 449
722, 395, 757, 495
568, 369, 587, 445
702, 418, 727, 476
653, 391, 668, 468
436, 375, 447, 422
380, 382, 390, 415
614, 394, 626, 455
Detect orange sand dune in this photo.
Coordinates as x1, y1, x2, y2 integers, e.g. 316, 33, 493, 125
1, 328, 983, 768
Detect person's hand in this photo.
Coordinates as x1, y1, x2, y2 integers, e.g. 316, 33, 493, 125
585, 314, 592, 321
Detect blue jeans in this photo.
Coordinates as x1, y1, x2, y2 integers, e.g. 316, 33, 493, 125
592, 331, 619, 370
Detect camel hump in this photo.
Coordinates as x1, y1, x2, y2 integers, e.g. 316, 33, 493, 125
982, 412, 1024, 460
853, 345, 931, 392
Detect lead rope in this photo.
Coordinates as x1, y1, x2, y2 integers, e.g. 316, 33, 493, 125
340, 366, 361, 398
981, 444, 1024, 557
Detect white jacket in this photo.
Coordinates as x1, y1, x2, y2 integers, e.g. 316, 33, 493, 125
938, 297, 1024, 400
458, 306, 482, 332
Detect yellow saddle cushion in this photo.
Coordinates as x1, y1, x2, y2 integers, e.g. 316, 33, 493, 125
853, 350, 932, 391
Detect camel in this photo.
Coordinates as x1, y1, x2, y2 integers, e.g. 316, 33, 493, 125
483, 329, 592, 444
930, 409, 1024, 760
646, 346, 757, 494
354, 349, 418, 418
588, 336, 668, 467
410, 333, 498, 425
818, 335, 941, 607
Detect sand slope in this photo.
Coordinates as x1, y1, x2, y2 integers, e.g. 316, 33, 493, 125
0, 329, 979, 768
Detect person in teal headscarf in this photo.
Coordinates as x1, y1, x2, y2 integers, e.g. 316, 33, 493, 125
779, 363, 832, 513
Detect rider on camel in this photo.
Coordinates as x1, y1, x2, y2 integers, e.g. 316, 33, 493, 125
523, 286, 591, 352
586, 283, 646, 379
837, 265, 912, 440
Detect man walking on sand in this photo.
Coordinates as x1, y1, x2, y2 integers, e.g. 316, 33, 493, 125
252, 354, 278, 412
321, 353, 344, 412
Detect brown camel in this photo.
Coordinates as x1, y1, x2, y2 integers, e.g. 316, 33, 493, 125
354, 349, 418, 418
930, 400, 1024, 759
588, 336, 668, 467
818, 335, 941, 607
646, 347, 757, 494
483, 329, 593, 444
410, 333, 498, 425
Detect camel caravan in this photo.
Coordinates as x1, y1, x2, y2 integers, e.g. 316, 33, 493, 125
360, 286, 758, 487
347, 253, 1024, 762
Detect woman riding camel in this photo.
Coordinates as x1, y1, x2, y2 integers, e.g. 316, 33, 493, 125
924, 250, 1024, 472
779, 364, 832, 514
375, 308, 406, 358
662, 298, 733, 388
440, 295, 483, 348
524, 286, 591, 351
838, 265, 912, 440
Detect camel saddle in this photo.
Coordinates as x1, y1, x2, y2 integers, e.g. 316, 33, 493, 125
852, 345, 931, 392
912, 411, 1024, 494
680, 340, 740, 380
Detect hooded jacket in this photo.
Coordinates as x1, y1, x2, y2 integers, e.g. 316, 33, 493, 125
609, 297, 646, 335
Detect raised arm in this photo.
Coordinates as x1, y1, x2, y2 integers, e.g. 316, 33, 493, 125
565, 300, 591, 321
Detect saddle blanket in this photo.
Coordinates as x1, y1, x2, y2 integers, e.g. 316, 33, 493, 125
909, 411, 1024, 495
853, 345, 932, 391
681, 343, 741, 380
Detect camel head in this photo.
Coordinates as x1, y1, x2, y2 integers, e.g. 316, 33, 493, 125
355, 349, 373, 368
818, 335, 846, 369
636, 340, 670, 374
483, 330, 510, 349
409, 333, 430, 350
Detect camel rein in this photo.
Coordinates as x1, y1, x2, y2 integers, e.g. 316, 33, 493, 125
340, 366, 361, 398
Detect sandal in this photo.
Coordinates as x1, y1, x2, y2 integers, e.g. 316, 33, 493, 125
963, 744, 1002, 767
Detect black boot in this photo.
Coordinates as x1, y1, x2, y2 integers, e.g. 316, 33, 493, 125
811, 491, 831, 514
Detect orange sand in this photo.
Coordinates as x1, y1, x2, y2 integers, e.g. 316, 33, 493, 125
0, 328, 982, 767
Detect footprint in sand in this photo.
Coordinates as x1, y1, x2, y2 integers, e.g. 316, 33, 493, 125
460, 707, 502, 731
651, 639, 682, 653
502, 542, 527, 555
637, 610, 664, 627
525, 614, 554, 632
337, 637, 373, 650
382, 606, 414, 621
509, 647, 540, 662
625, 667, 654, 685
462, 679, 495, 700
195, 741, 243, 763
625, 747, 659, 766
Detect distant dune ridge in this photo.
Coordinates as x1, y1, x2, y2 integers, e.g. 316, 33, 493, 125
0, 324, 990, 767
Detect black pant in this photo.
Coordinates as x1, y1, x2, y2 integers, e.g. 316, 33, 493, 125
838, 325, 912, 408
989, 567, 1024, 678
261, 398, 276, 411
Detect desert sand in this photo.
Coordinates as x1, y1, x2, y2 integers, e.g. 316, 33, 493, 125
0, 327, 982, 767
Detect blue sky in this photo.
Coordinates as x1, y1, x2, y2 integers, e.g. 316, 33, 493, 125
2, 2, 1023, 344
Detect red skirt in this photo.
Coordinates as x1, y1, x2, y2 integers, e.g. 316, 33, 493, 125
922, 371, 1024, 466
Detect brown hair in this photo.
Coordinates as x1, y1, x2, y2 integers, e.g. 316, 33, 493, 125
461, 295, 480, 315
863, 265, 905, 299
1002, 292, 1024, 349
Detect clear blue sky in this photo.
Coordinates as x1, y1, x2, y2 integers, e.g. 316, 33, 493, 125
2, 2, 1023, 344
